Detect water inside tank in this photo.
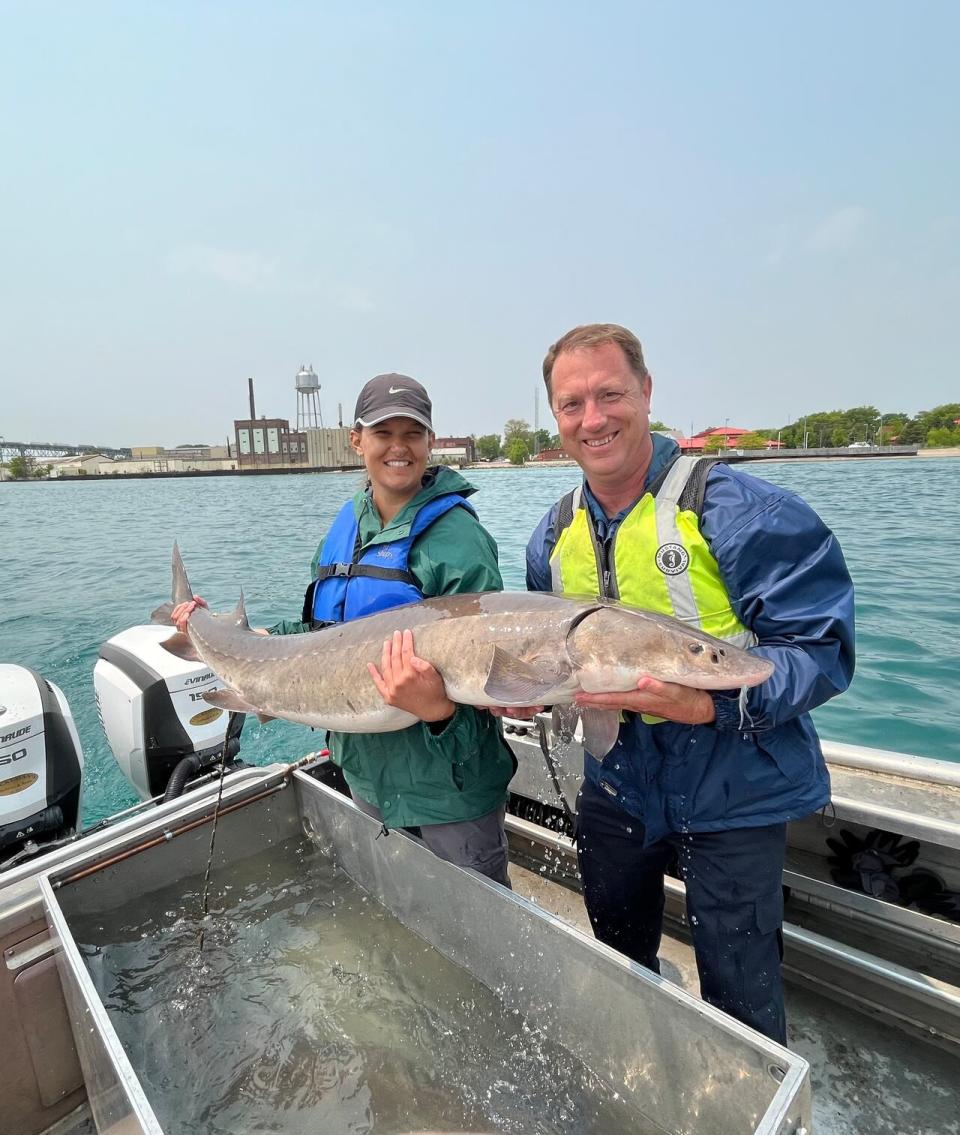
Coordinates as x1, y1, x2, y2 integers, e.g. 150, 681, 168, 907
70, 836, 660, 1134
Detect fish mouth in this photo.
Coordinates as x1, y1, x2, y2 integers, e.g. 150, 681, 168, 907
676, 661, 775, 690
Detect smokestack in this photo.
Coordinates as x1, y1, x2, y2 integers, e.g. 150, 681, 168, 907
248, 377, 256, 420
338, 402, 343, 428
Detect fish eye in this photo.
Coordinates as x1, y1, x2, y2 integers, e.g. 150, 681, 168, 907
688, 642, 704, 654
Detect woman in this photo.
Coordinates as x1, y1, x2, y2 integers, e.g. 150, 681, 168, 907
174, 373, 515, 885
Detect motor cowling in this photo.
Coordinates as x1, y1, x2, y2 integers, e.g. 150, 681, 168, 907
0, 664, 84, 853
94, 625, 242, 801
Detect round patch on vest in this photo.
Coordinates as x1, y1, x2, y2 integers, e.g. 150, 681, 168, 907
655, 543, 689, 575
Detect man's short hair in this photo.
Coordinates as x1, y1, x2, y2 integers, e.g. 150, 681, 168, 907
542, 323, 650, 398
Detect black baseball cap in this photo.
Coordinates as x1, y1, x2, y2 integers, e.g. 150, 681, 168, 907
353, 373, 433, 430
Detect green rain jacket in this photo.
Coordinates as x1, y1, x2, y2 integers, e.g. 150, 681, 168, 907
270, 466, 515, 827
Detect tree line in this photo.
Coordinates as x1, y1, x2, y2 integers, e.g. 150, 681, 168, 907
755, 403, 960, 450
474, 404, 960, 463
475, 418, 680, 464
4, 454, 53, 479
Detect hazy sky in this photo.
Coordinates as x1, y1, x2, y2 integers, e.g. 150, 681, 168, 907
1, 2, 957, 448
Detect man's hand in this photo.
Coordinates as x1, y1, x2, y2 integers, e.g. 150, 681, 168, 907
575, 676, 716, 726
368, 630, 456, 724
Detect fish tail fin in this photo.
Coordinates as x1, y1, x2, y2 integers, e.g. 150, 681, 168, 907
150, 602, 175, 625
171, 542, 193, 607
152, 543, 194, 625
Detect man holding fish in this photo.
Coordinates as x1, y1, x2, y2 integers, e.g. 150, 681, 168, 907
517, 323, 856, 1044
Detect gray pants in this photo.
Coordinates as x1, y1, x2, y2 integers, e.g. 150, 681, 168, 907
351, 793, 511, 889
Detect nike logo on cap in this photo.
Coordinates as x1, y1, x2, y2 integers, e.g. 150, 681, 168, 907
387, 386, 409, 395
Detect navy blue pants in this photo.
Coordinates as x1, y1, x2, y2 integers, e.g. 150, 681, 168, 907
577, 778, 787, 1044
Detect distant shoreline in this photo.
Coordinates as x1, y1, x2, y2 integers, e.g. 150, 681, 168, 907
2, 448, 957, 485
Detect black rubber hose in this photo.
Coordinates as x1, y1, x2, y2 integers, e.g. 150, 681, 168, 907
163, 755, 202, 802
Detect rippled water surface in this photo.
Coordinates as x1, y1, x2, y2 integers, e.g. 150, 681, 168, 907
71, 835, 647, 1135
1, 457, 957, 823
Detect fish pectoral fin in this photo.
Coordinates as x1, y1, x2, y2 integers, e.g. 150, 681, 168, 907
580, 709, 621, 760
159, 631, 201, 662
551, 704, 580, 744
483, 647, 564, 704
203, 688, 261, 715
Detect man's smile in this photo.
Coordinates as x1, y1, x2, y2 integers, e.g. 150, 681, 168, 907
583, 432, 619, 449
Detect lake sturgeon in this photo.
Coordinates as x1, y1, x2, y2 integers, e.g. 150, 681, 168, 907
153, 544, 773, 758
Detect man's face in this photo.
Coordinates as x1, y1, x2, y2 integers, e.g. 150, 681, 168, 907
350, 417, 433, 499
550, 342, 653, 484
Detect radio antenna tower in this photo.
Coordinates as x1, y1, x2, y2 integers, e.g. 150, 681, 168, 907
295, 364, 323, 431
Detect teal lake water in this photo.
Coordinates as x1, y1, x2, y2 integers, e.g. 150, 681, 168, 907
2, 457, 958, 825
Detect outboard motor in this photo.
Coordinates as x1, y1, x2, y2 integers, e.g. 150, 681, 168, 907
94, 625, 243, 801
0, 664, 84, 856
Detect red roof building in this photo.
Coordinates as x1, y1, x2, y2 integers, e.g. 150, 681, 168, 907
674, 426, 779, 452
677, 436, 707, 452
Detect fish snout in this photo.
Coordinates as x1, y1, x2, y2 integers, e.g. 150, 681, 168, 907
685, 637, 773, 688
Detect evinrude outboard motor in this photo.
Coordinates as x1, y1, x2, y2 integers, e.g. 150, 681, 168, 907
94, 625, 243, 801
0, 664, 84, 857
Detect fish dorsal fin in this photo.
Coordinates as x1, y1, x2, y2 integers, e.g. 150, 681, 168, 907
232, 589, 249, 629
159, 631, 201, 662
580, 709, 621, 760
483, 647, 569, 704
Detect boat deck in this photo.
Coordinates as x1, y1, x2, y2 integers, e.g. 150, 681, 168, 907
510, 863, 960, 1135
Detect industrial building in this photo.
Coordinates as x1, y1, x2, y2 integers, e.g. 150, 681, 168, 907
233, 372, 363, 472
431, 436, 476, 464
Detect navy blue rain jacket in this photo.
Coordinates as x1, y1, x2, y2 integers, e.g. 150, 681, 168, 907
526, 437, 856, 843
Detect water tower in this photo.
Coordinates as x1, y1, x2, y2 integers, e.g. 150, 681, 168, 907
295, 364, 323, 431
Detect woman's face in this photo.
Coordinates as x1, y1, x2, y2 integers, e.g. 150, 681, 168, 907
350, 417, 433, 501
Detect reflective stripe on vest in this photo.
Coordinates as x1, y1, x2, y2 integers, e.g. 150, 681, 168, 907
549, 456, 755, 649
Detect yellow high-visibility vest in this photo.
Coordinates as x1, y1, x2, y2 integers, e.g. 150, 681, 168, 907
549, 456, 754, 649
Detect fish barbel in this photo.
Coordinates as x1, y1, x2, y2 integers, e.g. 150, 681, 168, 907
153, 544, 773, 758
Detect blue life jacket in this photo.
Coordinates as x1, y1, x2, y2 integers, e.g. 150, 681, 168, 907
304, 493, 476, 626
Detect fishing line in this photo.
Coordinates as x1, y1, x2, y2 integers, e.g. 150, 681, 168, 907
198, 711, 239, 952
536, 715, 577, 839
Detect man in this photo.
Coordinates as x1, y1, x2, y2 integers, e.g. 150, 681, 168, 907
525, 324, 855, 1043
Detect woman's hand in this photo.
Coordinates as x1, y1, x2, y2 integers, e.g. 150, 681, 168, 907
367, 630, 456, 724
171, 595, 208, 633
